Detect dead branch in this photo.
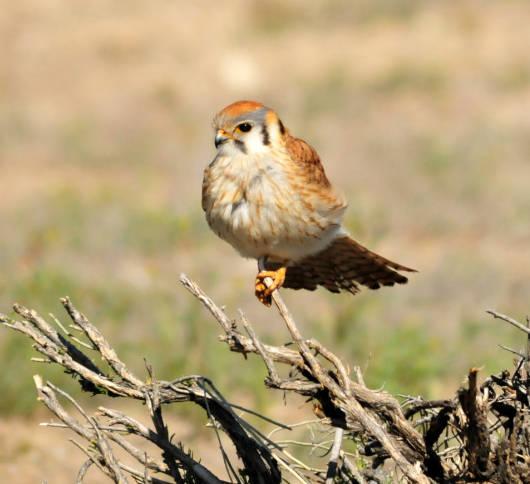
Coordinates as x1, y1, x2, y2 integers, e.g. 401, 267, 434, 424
1, 298, 282, 484
180, 273, 428, 483
179, 274, 530, 482
1, 277, 529, 483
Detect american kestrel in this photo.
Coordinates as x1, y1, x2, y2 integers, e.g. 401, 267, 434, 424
202, 101, 415, 306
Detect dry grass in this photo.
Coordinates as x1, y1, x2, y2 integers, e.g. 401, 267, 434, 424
1, 0, 530, 480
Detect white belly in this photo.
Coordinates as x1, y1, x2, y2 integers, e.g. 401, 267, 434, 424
203, 154, 342, 262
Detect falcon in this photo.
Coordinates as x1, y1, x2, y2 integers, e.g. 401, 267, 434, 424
202, 101, 415, 306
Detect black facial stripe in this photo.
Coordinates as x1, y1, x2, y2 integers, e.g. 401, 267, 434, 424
261, 125, 270, 145
234, 139, 247, 154
278, 119, 285, 135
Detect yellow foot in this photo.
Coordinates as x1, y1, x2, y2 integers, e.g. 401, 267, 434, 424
255, 267, 286, 307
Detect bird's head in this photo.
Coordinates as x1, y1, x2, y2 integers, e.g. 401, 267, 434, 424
212, 100, 287, 156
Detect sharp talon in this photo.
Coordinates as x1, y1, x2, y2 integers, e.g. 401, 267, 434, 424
254, 267, 286, 307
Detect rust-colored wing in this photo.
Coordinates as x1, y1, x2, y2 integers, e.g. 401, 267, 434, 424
284, 134, 332, 188
284, 134, 347, 222
269, 236, 416, 295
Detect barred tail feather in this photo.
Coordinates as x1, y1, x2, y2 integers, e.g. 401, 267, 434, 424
272, 236, 416, 295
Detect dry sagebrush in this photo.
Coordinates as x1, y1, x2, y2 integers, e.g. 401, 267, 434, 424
1, 273, 529, 483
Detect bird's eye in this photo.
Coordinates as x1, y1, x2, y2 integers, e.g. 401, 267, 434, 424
237, 123, 252, 133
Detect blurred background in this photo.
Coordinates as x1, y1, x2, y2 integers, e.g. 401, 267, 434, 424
1, 0, 530, 481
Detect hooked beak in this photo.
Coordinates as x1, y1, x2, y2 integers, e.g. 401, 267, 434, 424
215, 130, 231, 149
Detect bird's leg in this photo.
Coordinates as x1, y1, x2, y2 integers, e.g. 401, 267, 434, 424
255, 259, 286, 307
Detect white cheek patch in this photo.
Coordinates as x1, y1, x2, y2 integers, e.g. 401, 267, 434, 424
218, 142, 243, 157
242, 129, 269, 154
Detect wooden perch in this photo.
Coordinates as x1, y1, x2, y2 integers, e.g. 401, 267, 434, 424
180, 275, 530, 483
1, 277, 529, 483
